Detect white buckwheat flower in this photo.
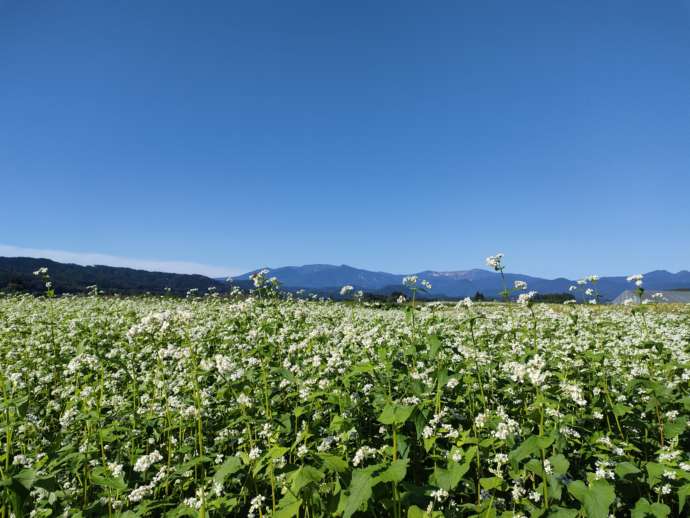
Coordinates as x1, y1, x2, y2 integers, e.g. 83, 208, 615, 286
133, 450, 163, 473
486, 253, 504, 271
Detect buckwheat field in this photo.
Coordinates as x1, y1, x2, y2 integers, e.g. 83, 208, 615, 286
2, 271, 690, 517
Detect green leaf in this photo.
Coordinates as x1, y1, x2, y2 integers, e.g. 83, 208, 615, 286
349, 362, 375, 375
632, 498, 671, 518
408, 505, 444, 518
90, 468, 127, 491
166, 504, 199, 517
375, 459, 408, 484
213, 456, 243, 484
318, 453, 349, 473
329, 415, 347, 433
664, 417, 687, 439
615, 461, 641, 479
5, 472, 33, 518
378, 403, 414, 426
396, 433, 411, 459
646, 462, 665, 487
547, 508, 579, 518
612, 404, 631, 417
429, 460, 470, 490
679, 483, 690, 514
548, 474, 564, 501
567, 480, 587, 502
568, 479, 615, 518
536, 436, 555, 450
268, 446, 290, 459
290, 465, 324, 494
479, 437, 496, 448
13, 469, 36, 490
509, 436, 540, 464
343, 469, 375, 518
548, 454, 569, 476
274, 496, 302, 518
525, 458, 545, 477
480, 476, 503, 490
587, 479, 615, 509
175, 455, 211, 474
428, 335, 442, 357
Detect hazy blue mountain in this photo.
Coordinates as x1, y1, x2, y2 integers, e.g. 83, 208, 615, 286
234, 265, 690, 300
234, 264, 404, 290
641, 270, 690, 288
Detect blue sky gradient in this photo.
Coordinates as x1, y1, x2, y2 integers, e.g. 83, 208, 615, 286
1, 1, 689, 278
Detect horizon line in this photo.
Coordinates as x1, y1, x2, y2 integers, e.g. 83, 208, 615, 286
1, 244, 687, 281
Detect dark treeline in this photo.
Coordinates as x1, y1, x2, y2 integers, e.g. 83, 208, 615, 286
0, 257, 250, 296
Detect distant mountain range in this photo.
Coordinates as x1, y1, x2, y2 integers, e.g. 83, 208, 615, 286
2, 256, 689, 301
232, 264, 690, 300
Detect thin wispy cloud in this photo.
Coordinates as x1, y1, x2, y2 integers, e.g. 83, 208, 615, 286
0, 244, 241, 278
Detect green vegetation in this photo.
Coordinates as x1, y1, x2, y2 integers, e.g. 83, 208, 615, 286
1, 275, 689, 517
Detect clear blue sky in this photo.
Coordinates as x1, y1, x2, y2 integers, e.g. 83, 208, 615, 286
1, 1, 689, 278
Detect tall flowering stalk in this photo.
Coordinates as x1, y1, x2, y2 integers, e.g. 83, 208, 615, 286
627, 274, 645, 303
340, 285, 362, 321
485, 253, 508, 301
402, 276, 418, 328
402, 276, 431, 329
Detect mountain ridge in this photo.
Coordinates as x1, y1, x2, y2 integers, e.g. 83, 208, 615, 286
2, 256, 689, 300
232, 264, 690, 300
